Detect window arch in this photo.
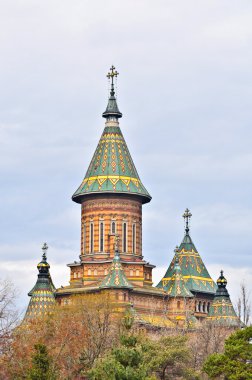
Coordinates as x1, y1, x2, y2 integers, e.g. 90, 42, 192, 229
111, 221, 116, 234
177, 301, 181, 309
199, 301, 202, 312
132, 223, 136, 254
99, 221, 104, 252
90, 222, 94, 253
88, 269, 91, 276
94, 269, 97, 276
122, 222, 127, 252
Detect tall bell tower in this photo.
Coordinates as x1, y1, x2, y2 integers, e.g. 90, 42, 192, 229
69, 66, 154, 288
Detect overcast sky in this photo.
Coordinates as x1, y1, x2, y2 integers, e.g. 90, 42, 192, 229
0, 0, 251, 314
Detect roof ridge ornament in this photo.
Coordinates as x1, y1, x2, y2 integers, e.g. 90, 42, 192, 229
107, 65, 119, 97
183, 208, 192, 235
102, 65, 122, 119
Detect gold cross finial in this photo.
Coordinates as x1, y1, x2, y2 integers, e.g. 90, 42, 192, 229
183, 208, 192, 234
107, 66, 119, 96
107, 65, 119, 82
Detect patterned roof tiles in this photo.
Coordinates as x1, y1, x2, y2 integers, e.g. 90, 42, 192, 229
207, 271, 240, 326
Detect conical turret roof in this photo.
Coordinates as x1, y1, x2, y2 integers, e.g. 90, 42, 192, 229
99, 248, 133, 290
24, 244, 56, 320
207, 271, 240, 326
157, 209, 216, 294
72, 66, 151, 204
164, 254, 194, 298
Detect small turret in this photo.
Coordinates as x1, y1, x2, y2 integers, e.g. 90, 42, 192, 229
24, 243, 56, 320
207, 270, 240, 326
99, 236, 133, 289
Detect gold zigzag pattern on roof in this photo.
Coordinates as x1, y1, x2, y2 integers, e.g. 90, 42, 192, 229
162, 275, 214, 282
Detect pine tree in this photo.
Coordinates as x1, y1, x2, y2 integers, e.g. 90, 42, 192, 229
28, 344, 57, 380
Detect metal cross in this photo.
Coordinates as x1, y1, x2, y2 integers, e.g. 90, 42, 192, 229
183, 208, 192, 234
42, 242, 48, 260
107, 65, 119, 86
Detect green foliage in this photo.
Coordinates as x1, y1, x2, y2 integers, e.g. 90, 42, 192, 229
88, 333, 198, 380
203, 326, 252, 379
28, 344, 57, 380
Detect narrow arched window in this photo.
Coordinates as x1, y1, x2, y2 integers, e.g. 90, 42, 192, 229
88, 269, 91, 276
123, 222, 127, 252
177, 301, 181, 309
74, 272, 77, 279
203, 302, 206, 313
82, 223, 86, 254
207, 302, 210, 313
99, 221, 104, 252
136, 269, 139, 276
94, 269, 97, 276
111, 221, 116, 234
124, 293, 127, 302
132, 223, 136, 254
199, 301, 202, 312
130, 270, 133, 277
104, 269, 108, 275
90, 222, 94, 253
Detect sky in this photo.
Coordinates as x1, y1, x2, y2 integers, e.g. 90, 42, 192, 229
0, 0, 251, 315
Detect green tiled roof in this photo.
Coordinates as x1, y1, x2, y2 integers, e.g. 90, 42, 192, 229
99, 251, 133, 289
72, 94, 151, 204
157, 231, 216, 295
164, 256, 194, 297
24, 245, 56, 320
207, 271, 240, 326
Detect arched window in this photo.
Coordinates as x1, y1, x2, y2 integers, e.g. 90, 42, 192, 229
177, 301, 181, 309
136, 269, 139, 276
82, 223, 86, 254
195, 301, 198, 312
130, 269, 133, 277
147, 273, 150, 280
99, 221, 104, 252
132, 223, 136, 254
124, 293, 127, 302
207, 302, 210, 313
111, 221, 116, 234
115, 293, 119, 301
94, 269, 97, 276
203, 302, 206, 313
199, 301, 202, 312
122, 222, 127, 252
88, 269, 91, 276
90, 222, 94, 253
104, 269, 108, 275
73, 272, 77, 279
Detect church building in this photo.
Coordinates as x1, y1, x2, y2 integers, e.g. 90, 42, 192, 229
25, 67, 239, 328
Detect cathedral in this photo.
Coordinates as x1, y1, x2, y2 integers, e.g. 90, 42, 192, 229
24, 67, 239, 328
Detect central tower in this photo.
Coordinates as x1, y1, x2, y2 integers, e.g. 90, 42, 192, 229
69, 66, 154, 288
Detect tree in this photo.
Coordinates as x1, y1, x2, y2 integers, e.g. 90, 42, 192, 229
89, 333, 198, 380
236, 282, 251, 326
28, 344, 57, 380
0, 279, 19, 354
203, 326, 252, 379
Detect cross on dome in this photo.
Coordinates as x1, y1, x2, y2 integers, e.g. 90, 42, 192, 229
42, 242, 48, 260
183, 208, 192, 234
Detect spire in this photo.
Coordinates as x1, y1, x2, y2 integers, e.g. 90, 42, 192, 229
99, 236, 133, 289
157, 210, 216, 294
207, 271, 240, 326
102, 65, 122, 119
162, 249, 193, 297
24, 243, 56, 320
72, 67, 151, 204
